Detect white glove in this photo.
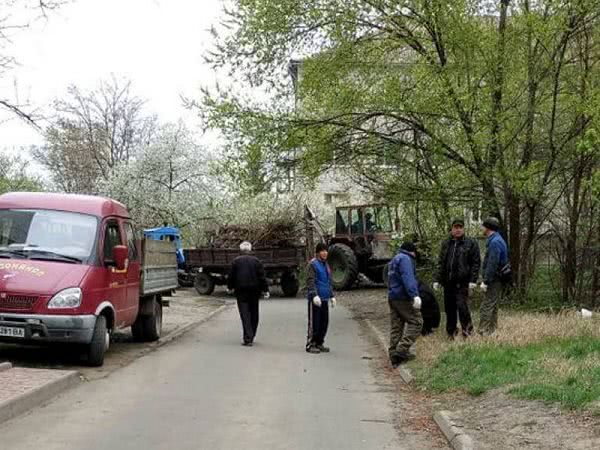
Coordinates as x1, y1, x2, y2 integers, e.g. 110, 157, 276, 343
313, 296, 322, 307
413, 296, 422, 310
264, 291, 270, 300
468, 283, 477, 290
480, 283, 488, 292
433, 282, 441, 291
227, 289, 234, 295
330, 297, 337, 308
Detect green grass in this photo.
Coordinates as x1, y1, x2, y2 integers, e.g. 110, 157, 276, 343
416, 335, 600, 410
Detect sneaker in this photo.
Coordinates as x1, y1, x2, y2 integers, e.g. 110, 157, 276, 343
317, 345, 330, 353
306, 345, 321, 354
242, 341, 253, 347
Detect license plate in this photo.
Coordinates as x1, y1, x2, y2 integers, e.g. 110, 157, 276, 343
0, 326, 25, 338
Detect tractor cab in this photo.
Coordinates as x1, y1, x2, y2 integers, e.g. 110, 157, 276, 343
328, 204, 400, 289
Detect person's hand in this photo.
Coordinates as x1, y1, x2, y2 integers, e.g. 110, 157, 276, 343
227, 289, 234, 295
330, 297, 337, 308
413, 296, 422, 310
264, 291, 270, 300
480, 283, 488, 293
313, 296, 322, 307
433, 282, 441, 291
468, 283, 477, 291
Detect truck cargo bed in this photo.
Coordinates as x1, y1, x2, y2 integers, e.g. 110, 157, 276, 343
141, 239, 178, 296
184, 246, 305, 271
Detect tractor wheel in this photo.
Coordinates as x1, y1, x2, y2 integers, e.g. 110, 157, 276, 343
280, 270, 300, 297
328, 243, 359, 290
194, 272, 215, 296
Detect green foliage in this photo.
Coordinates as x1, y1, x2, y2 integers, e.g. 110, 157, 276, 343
200, 0, 600, 305
0, 153, 42, 195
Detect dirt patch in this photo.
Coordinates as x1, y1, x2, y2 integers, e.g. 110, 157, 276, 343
339, 287, 600, 449
454, 390, 600, 449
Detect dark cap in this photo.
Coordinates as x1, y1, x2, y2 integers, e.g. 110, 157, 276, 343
451, 218, 465, 228
315, 242, 328, 253
400, 242, 417, 253
482, 217, 501, 232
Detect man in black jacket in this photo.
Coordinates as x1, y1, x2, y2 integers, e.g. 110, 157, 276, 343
433, 218, 481, 338
227, 241, 269, 346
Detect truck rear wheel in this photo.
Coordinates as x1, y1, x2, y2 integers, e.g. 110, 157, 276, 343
132, 298, 162, 342
328, 243, 359, 290
280, 271, 299, 297
86, 315, 109, 367
194, 272, 215, 295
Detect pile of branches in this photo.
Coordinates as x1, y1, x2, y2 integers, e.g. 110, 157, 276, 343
208, 219, 304, 248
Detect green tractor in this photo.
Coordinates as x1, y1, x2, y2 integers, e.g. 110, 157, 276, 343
326, 204, 400, 290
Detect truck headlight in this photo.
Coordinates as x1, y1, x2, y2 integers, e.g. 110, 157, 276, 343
47, 288, 82, 309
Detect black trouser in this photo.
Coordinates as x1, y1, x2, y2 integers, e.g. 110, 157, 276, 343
307, 299, 329, 348
236, 290, 260, 344
443, 283, 473, 337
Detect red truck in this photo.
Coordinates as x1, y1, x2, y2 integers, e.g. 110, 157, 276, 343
0, 192, 178, 366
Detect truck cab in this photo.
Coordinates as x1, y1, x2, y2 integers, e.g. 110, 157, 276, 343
0, 192, 177, 366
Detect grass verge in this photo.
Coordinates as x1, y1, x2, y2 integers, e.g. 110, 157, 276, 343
412, 311, 600, 411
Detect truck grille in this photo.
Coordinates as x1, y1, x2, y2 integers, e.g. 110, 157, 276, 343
0, 295, 38, 310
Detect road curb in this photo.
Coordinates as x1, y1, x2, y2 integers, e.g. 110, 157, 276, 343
154, 303, 229, 349
0, 362, 12, 372
433, 410, 475, 450
0, 370, 80, 426
364, 321, 477, 449
364, 319, 413, 384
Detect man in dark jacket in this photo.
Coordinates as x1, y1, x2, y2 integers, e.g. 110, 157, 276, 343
418, 280, 440, 335
388, 242, 423, 367
479, 217, 509, 335
227, 241, 269, 346
306, 242, 336, 354
433, 218, 481, 339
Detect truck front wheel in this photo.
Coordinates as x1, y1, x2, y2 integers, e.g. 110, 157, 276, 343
86, 315, 109, 367
132, 298, 163, 342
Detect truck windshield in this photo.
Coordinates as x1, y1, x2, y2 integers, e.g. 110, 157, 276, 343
0, 209, 98, 262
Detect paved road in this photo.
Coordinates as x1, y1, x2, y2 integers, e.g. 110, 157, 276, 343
0, 299, 403, 450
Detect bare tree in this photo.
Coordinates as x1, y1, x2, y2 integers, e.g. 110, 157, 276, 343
0, 0, 64, 127
34, 77, 156, 193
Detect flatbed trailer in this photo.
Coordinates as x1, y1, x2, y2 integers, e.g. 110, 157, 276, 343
184, 246, 305, 297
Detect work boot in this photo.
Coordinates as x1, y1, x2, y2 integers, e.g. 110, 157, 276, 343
306, 345, 321, 354
393, 351, 414, 367
317, 345, 330, 353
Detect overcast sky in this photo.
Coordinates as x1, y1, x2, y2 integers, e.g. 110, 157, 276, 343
0, 0, 227, 154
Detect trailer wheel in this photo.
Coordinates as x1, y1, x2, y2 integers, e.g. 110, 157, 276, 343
194, 272, 215, 295
280, 271, 300, 297
328, 243, 359, 290
132, 298, 162, 342
86, 315, 109, 367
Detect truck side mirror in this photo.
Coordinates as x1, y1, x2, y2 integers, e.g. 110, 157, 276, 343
112, 245, 129, 271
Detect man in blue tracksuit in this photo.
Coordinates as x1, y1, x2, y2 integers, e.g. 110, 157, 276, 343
388, 242, 423, 367
306, 242, 337, 354
479, 217, 509, 335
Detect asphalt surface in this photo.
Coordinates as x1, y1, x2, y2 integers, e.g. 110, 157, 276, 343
0, 298, 403, 450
